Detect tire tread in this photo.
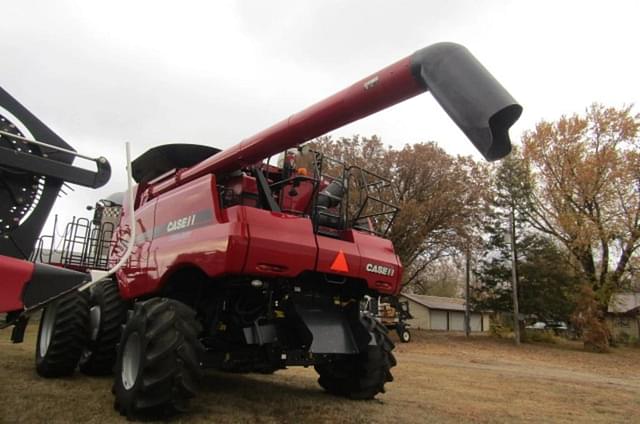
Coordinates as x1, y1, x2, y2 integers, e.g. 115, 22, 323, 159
79, 280, 128, 376
36, 292, 90, 378
315, 314, 396, 400
113, 298, 204, 419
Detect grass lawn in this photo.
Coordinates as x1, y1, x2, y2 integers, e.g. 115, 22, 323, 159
1, 326, 639, 423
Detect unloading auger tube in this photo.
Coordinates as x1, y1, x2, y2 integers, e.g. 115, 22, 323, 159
149, 42, 522, 198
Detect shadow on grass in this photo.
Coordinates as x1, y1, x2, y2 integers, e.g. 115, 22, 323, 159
201, 369, 323, 400
193, 369, 387, 423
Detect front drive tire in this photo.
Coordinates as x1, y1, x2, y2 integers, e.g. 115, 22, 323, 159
315, 314, 396, 400
36, 292, 89, 377
113, 298, 204, 419
79, 279, 128, 376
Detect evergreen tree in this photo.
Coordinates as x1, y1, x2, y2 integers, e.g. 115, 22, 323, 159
473, 148, 578, 322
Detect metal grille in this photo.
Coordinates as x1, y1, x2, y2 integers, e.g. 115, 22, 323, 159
31, 208, 121, 271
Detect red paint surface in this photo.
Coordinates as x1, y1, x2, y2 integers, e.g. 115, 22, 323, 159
112, 182, 402, 299
0, 255, 34, 312
330, 250, 349, 273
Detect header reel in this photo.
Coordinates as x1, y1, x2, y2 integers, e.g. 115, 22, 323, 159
0, 87, 111, 259
0, 114, 45, 238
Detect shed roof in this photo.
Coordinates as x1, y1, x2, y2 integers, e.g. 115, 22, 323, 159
400, 293, 467, 312
608, 293, 640, 314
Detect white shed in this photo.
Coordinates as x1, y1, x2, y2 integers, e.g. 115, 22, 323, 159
606, 292, 640, 341
400, 293, 490, 332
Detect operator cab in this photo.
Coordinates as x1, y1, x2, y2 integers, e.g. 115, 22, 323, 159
127, 142, 399, 238
218, 145, 399, 238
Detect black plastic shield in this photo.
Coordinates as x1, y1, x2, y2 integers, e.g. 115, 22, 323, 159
411, 43, 522, 161
291, 293, 362, 354
22, 262, 88, 308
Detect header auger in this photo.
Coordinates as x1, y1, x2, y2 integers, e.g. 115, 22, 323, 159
1, 42, 520, 419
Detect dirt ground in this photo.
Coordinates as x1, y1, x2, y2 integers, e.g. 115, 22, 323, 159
0, 326, 639, 423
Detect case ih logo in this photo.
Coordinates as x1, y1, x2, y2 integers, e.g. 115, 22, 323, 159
167, 214, 197, 232
366, 263, 394, 277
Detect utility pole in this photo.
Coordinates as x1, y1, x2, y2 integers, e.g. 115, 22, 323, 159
464, 247, 471, 337
509, 207, 521, 345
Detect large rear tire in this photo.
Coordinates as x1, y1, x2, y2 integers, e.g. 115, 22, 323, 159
112, 298, 204, 419
315, 314, 396, 399
78, 279, 128, 376
36, 292, 89, 377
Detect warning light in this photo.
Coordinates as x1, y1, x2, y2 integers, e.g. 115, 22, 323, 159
330, 249, 349, 273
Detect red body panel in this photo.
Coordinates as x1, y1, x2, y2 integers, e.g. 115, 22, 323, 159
0, 255, 35, 312
112, 177, 403, 299
351, 231, 401, 292
117, 175, 248, 299
241, 207, 317, 277
315, 233, 362, 277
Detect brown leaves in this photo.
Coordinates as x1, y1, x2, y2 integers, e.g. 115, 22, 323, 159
522, 103, 640, 293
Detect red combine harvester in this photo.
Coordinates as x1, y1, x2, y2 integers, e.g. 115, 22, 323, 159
1, 42, 521, 419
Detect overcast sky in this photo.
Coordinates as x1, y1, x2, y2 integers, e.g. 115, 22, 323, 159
1, 1, 638, 236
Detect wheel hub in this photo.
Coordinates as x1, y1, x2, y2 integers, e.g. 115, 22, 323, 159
39, 301, 59, 357
121, 332, 141, 390
80, 305, 103, 363
88, 305, 101, 341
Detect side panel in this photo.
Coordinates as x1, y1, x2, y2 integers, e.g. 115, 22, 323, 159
23, 263, 87, 308
242, 207, 317, 277
351, 230, 402, 294
120, 175, 248, 299
315, 234, 361, 279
